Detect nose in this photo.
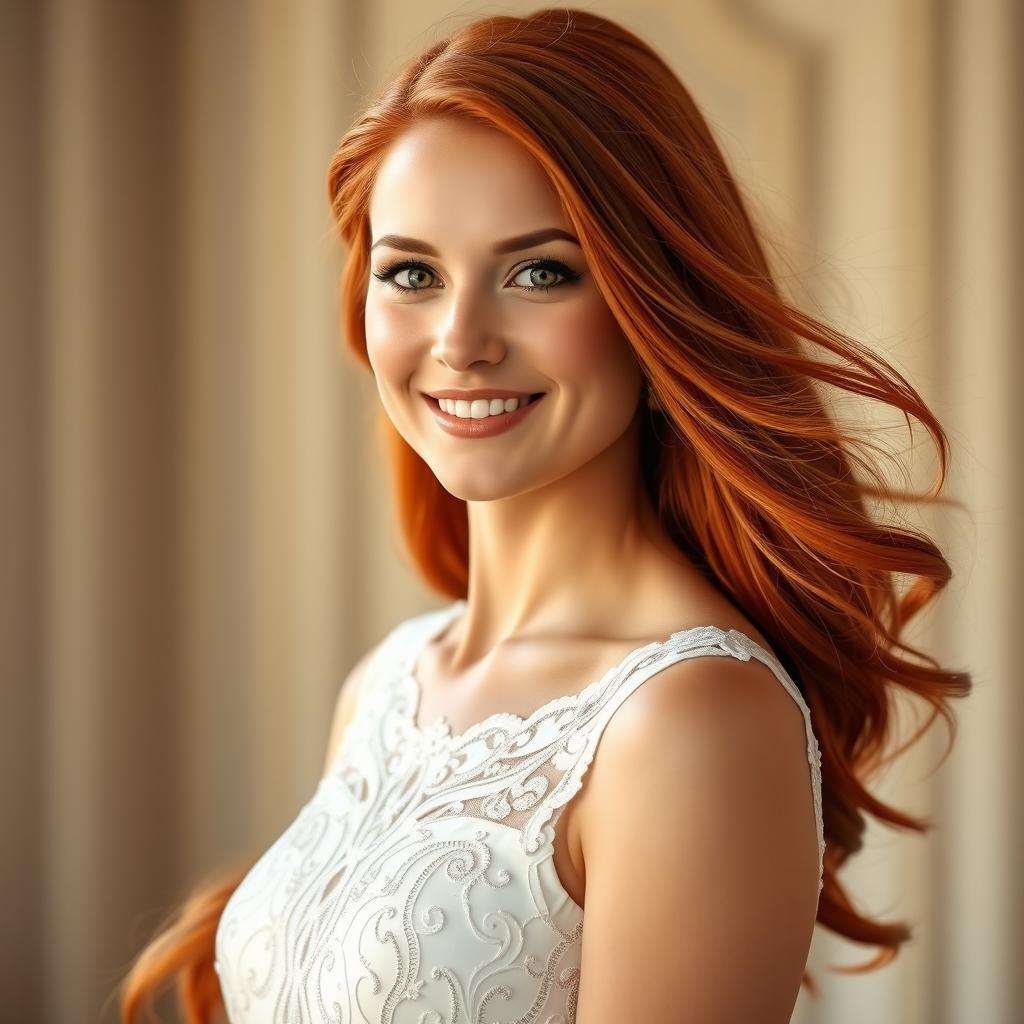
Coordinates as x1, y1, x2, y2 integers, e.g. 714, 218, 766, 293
430, 284, 504, 370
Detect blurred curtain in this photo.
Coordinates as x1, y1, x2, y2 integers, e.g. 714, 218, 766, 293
1, 1, 1019, 1021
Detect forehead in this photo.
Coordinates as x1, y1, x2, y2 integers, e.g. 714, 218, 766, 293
368, 118, 569, 242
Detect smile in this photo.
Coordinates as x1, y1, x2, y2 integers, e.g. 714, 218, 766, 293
423, 392, 545, 438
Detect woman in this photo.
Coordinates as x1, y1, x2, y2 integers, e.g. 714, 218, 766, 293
121, 8, 971, 1022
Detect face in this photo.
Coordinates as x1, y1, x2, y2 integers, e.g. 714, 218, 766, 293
364, 116, 645, 501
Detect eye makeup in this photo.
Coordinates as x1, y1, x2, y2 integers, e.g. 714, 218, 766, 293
371, 257, 583, 295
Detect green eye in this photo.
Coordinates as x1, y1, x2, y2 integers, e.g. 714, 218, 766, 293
512, 260, 585, 292
372, 262, 437, 293
371, 258, 582, 295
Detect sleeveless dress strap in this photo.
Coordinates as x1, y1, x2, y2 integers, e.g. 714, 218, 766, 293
379, 602, 826, 899
527, 624, 826, 898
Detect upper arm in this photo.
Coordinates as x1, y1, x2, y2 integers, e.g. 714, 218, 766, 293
320, 640, 384, 779
575, 655, 820, 1024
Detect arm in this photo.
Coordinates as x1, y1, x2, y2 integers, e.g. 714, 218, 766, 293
320, 640, 384, 779
574, 655, 821, 1023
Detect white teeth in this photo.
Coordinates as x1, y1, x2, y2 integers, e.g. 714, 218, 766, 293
439, 396, 529, 418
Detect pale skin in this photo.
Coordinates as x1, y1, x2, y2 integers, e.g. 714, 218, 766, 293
322, 117, 820, 1022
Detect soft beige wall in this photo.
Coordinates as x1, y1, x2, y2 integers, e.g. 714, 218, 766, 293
2, 1, 1018, 1021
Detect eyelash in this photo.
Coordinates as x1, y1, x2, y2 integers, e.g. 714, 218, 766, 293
371, 258, 581, 295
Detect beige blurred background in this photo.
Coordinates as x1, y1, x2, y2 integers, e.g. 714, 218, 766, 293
2, 0, 1019, 1021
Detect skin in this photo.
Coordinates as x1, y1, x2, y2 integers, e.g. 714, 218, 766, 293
322, 116, 821, 1022
363, 116, 699, 644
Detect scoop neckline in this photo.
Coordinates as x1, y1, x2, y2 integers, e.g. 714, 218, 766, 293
399, 598, 773, 747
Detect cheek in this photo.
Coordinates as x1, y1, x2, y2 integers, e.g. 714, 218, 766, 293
364, 298, 419, 385
538, 299, 640, 404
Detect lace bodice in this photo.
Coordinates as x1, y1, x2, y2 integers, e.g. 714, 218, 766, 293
214, 599, 825, 1023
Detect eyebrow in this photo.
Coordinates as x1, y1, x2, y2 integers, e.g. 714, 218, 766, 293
369, 227, 580, 256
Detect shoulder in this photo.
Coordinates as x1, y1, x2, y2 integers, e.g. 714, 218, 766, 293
600, 644, 811, 767
574, 652, 820, 1022
319, 603, 460, 777
320, 635, 390, 778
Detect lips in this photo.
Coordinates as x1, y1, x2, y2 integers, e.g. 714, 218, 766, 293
426, 389, 544, 402
423, 391, 545, 438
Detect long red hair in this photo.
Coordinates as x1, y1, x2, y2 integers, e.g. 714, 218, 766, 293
121, 8, 971, 1019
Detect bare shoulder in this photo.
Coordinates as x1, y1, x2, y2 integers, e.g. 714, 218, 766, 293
574, 653, 820, 1023
320, 639, 386, 779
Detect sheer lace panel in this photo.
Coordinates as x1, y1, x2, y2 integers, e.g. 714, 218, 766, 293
213, 600, 826, 1023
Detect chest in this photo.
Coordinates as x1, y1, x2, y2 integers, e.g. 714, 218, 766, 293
409, 635, 655, 910
215, 697, 591, 1023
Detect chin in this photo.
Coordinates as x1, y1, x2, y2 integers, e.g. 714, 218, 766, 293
432, 476, 519, 503
428, 464, 540, 503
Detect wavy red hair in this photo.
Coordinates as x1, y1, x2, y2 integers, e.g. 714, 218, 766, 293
121, 7, 971, 1019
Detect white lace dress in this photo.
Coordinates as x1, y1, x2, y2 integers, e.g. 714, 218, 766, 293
214, 599, 825, 1023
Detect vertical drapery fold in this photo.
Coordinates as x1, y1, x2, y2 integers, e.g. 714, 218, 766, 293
1, 1, 1017, 1020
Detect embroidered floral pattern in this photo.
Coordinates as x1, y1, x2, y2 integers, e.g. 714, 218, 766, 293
214, 601, 826, 1022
